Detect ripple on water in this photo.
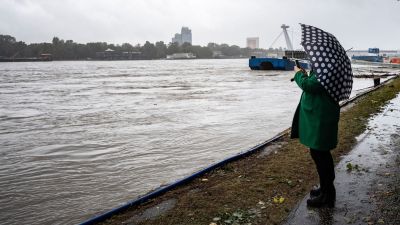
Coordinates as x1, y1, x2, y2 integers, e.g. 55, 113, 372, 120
1, 60, 399, 225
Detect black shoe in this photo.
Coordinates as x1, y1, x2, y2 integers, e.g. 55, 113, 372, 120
310, 186, 321, 197
306, 188, 336, 208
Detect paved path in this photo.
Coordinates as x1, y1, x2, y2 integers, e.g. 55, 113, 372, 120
284, 94, 400, 225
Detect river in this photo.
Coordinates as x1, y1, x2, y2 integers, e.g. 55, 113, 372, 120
0, 59, 389, 224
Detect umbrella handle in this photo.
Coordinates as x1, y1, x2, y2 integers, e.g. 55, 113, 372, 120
295, 59, 301, 68
295, 60, 307, 73
291, 60, 306, 82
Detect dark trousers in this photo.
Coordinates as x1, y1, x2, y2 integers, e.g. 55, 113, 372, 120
310, 148, 335, 192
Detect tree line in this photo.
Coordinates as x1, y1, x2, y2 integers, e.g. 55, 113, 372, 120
0, 34, 267, 60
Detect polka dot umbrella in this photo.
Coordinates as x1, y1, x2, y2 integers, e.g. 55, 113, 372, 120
300, 24, 353, 102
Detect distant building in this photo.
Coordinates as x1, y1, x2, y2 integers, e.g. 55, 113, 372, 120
171, 27, 192, 45
172, 33, 182, 44
181, 27, 192, 44
247, 37, 259, 49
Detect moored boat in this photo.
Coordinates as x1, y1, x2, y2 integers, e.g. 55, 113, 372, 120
166, 53, 196, 60
351, 48, 383, 63
390, 57, 400, 64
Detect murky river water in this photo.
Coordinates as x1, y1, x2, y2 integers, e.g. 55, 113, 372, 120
0, 59, 391, 224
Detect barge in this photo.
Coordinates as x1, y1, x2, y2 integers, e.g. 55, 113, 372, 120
351, 48, 383, 63
249, 51, 309, 70
248, 24, 309, 71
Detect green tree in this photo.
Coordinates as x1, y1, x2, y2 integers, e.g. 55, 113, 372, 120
207, 42, 220, 50
121, 43, 134, 52
51, 37, 64, 59
155, 41, 167, 58
0, 35, 17, 57
1, 34, 260, 60
221, 44, 241, 57
166, 42, 181, 55
86, 42, 108, 58
190, 45, 213, 58
181, 42, 192, 53
141, 41, 157, 59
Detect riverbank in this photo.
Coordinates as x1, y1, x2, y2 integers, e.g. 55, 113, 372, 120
98, 77, 400, 225
285, 88, 400, 225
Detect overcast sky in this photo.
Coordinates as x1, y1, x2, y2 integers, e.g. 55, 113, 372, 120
1, 0, 399, 50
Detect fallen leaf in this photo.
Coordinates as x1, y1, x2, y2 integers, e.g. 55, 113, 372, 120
273, 196, 285, 204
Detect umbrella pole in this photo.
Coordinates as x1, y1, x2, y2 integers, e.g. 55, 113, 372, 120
291, 60, 306, 82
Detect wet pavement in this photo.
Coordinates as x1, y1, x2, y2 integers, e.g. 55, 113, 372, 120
285, 93, 400, 225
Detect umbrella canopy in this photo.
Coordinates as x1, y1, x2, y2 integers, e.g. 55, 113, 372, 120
300, 24, 353, 102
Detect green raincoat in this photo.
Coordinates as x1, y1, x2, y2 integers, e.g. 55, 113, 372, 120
290, 71, 340, 151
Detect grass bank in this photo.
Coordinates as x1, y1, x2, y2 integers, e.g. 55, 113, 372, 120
101, 76, 400, 225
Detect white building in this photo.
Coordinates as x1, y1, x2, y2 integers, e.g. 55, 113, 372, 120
171, 27, 192, 45
246, 37, 259, 49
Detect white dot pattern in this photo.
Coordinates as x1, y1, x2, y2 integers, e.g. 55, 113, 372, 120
300, 24, 353, 102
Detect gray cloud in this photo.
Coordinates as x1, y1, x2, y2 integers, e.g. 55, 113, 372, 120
0, 0, 399, 49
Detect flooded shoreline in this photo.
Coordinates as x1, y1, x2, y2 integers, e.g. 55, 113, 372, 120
97, 76, 400, 225
0, 59, 397, 224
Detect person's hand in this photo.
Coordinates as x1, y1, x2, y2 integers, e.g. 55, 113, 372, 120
295, 66, 302, 72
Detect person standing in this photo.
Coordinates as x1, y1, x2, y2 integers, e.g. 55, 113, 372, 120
290, 67, 340, 208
